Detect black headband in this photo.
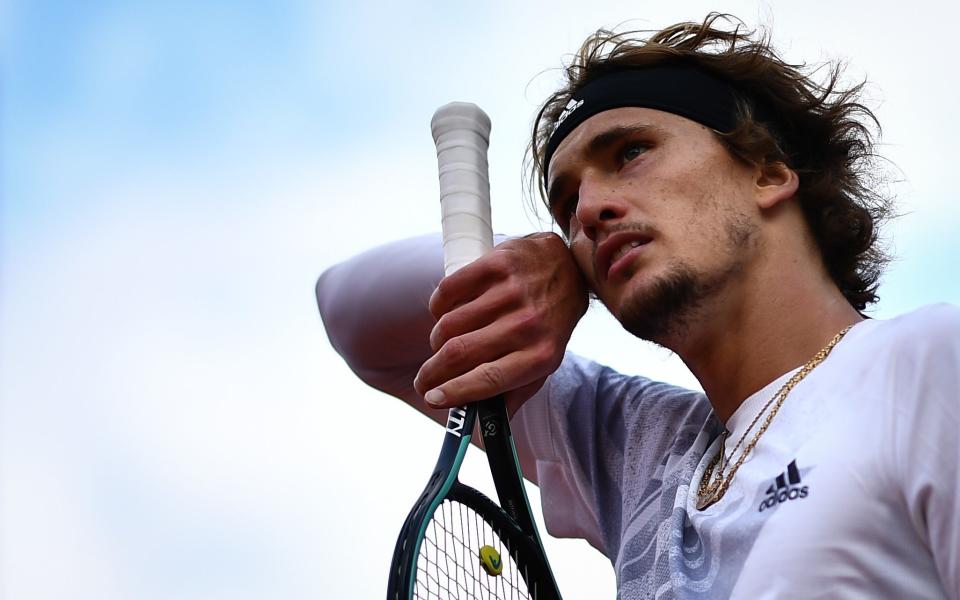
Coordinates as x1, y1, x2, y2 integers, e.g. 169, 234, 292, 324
542, 65, 750, 186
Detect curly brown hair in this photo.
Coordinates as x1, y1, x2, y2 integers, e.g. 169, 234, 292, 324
528, 13, 892, 310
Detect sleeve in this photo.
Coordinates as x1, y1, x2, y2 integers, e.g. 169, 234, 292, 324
316, 233, 443, 404
510, 353, 710, 558
893, 303, 960, 597
314, 232, 512, 416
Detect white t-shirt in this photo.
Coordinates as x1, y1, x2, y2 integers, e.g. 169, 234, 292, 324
511, 304, 960, 599
317, 235, 960, 598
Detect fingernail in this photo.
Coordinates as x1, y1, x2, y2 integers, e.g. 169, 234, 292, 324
424, 389, 445, 407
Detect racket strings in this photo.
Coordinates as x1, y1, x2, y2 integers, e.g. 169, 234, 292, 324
414, 498, 533, 600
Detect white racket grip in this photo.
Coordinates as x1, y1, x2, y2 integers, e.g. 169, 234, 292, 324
431, 102, 493, 276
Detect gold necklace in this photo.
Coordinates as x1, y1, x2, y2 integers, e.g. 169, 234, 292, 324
695, 324, 855, 511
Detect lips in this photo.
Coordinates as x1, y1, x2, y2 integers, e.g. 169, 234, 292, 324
611, 241, 643, 264
596, 230, 653, 280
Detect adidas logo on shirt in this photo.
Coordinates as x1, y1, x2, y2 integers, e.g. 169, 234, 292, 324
758, 459, 809, 512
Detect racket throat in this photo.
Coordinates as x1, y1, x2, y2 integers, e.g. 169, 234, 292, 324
478, 398, 537, 535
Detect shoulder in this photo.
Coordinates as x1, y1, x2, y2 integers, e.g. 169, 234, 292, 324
878, 309, 960, 501
547, 353, 705, 405
854, 304, 960, 416
815, 305, 960, 426
857, 303, 960, 357
880, 303, 960, 339
541, 353, 710, 432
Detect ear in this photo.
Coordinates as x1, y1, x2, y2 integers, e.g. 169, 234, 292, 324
754, 161, 799, 210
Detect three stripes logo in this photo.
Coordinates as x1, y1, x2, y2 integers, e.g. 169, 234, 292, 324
758, 459, 809, 512
556, 97, 584, 125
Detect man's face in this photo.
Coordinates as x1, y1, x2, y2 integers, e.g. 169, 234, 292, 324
546, 107, 762, 342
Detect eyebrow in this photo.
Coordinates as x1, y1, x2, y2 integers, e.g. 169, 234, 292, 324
547, 123, 662, 208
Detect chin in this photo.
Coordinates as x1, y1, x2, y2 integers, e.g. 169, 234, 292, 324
615, 264, 713, 342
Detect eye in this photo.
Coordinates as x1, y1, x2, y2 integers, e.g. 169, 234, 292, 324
620, 141, 648, 165
552, 193, 578, 234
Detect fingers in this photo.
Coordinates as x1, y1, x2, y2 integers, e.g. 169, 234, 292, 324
429, 254, 502, 319
417, 347, 560, 409
429, 233, 579, 316
417, 231, 586, 410
417, 306, 548, 396
429, 283, 521, 352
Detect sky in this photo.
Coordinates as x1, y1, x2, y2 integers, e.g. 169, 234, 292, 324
2, 1, 959, 598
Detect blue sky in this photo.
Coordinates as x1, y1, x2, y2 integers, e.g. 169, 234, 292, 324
2, 1, 958, 598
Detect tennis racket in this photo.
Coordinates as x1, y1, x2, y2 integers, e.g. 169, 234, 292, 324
386, 103, 563, 600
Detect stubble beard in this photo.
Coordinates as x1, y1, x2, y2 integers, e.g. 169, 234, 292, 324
615, 212, 757, 344
617, 261, 723, 343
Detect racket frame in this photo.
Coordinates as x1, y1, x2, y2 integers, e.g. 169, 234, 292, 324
386, 400, 562, 600
387, 101, 561, 599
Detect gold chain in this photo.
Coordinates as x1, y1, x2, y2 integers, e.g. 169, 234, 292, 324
695, 324, 855, 511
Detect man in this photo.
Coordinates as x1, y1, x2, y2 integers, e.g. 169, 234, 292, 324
318, 14, 959, 598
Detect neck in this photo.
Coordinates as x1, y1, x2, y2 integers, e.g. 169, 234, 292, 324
666, 259, 863, 424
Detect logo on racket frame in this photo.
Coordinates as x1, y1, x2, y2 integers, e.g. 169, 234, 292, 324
445, 407, 468, 437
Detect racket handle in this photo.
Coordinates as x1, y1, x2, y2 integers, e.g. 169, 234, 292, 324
431, 102, 493, 276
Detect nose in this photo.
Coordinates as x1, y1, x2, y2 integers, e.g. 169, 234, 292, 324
575, 173, 627, 242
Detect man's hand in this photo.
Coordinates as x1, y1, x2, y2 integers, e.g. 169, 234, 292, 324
413, 232, 588, 416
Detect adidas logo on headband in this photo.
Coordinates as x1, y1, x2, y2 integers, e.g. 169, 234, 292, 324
542, 65, 749, 185
557, 97, 584, 126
